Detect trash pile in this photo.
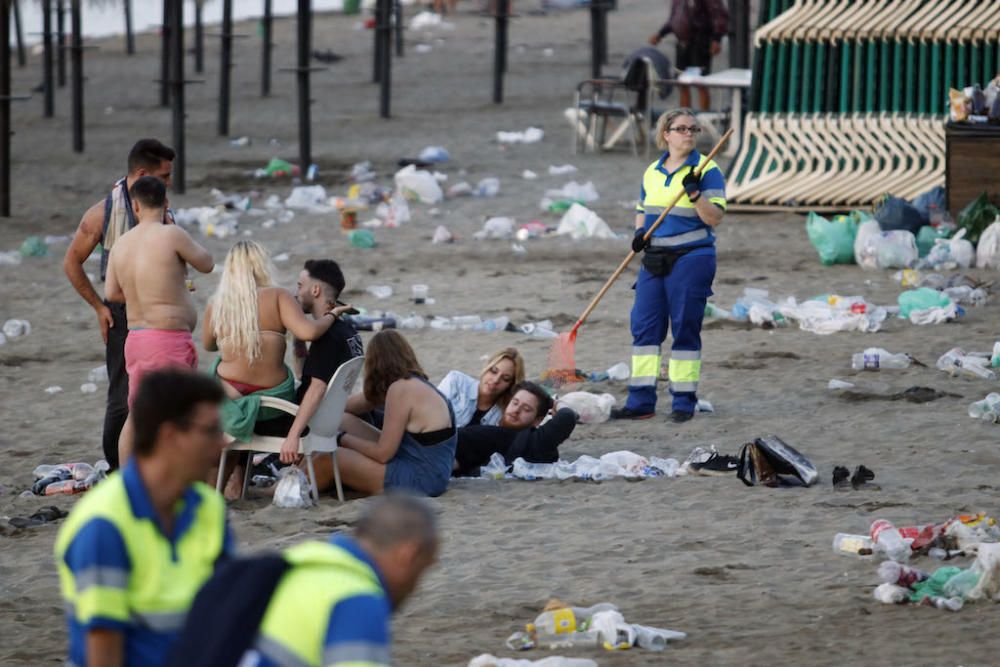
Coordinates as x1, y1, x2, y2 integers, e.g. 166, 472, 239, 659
481, 451, 681, 482
502, 600, 685, 654
949, 76, 1000, 124
0, 235, 68, 267
30, 461, 110, 496
836, 513, 1000, 612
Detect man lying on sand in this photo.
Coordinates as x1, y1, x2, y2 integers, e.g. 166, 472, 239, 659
453, 382, 578, 477
105, 176, 214, 463
54, 370, 232, 667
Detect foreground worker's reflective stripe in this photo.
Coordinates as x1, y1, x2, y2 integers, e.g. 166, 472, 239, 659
669, 353, 701, 393
643, 205, 666, 215
323, 641, 392, 666
648, 228, 709, 247
631, 347, 660, 387
131, 610, 187, 632
73, 566, 129, 592
254, 635, 311, 667
701, 189, 725, 201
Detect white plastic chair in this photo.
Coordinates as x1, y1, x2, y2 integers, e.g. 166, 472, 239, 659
216, 356, 364, 503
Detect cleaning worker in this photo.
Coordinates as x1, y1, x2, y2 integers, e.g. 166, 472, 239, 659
610, 108, 726, 423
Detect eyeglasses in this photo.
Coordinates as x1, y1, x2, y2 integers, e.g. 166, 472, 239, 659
668, 125, 702, 135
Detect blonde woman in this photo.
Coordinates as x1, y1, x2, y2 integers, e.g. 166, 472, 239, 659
437, 347, 525, 427
202, 241, 346, 441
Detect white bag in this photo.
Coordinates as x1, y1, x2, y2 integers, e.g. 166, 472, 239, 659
925, 227, 975, 269
393, 165, 443, 204
976, 220, 1000, 269
555, 204, 615, 240
854, 219, 881, 269
872, 230, 918, 269
272, 467, 313, 508
557, 391, 615, 424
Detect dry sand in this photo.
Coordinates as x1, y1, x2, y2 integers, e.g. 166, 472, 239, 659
3, 1, 1000, 665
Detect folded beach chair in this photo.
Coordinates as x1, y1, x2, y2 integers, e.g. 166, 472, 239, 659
217, 355, 364, 503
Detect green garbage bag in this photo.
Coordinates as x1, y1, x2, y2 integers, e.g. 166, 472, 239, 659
263, 158, 296, 177
348, 229, 376, 248
898, 287, 952, 318
19, 236, 48, 257
916, 225, 950, 257
805, 212, 857, 265
909, 566, 962, 603
956, 193, 1000, 246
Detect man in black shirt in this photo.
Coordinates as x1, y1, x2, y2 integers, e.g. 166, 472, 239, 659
453, 382, 578, 477
277, 260, 364, 463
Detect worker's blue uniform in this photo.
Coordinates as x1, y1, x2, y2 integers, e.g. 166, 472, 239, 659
626, 149, 726, 415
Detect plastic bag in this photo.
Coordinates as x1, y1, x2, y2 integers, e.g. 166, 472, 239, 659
976, 220, 1000, 269
898, 287, 952, 318
805, 212, 857, 265
394, 165, 443, 204
555, 204, 615, 240
912, 186, 946, 223
916, 225, 950, 257
956, 193, 1000, 246
854, 219, 881, 269
869, 230, 918, 269
473, 217, 515, 240
874, 196, 926, 234
557, 392, 615, 424
284, 185, 329, 210
272, 467, 313, 508
923, 228, 975, 269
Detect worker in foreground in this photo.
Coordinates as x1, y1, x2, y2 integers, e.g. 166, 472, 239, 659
611, 108, 727, 424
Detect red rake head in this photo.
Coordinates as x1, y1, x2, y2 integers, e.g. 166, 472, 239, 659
546, 327, 578, 373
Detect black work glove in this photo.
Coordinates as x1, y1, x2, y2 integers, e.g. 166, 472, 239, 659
631, 229, 648, 253
682, 171, 702, 202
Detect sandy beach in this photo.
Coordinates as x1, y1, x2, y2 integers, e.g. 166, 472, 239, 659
3, 1, 1000, 665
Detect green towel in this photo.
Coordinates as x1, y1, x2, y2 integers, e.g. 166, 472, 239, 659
212, 359, 297, 442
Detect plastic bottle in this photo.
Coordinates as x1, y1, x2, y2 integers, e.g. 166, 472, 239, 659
877, 561, 929, 587
832, 533, 875, 557
968, 393, 1000, 421
512, 459, 555, 480
398, 315, 426, 330
606, 362, 630, 381
31, 465, 72, 495
534, 631, 601, 649
936, 347, 966, 374
870, 519, 911, 562
921, 596, 964, 611
531, 608, 577, 635
473, 316, 510, 332
959, 357, 997, 381
347, 315, 396, 332
44, 479, 87, 495
851, 348, 911, 370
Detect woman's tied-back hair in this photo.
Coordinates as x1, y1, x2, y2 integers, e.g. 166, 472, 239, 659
654, 107, 697, 150
479, 347, 526, 409
363, 330, 427, 406
210, 241, 275, 364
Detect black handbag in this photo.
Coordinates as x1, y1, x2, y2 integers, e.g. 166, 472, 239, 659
737, 436, 818, 487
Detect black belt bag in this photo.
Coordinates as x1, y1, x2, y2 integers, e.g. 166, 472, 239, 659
641, 247, 692, 277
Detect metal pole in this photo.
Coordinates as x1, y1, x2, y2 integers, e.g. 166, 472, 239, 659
170, 0, 185, 193
1, 0, 10, 215
296, 0, 311, 170
194, 0, 204, 73
160, 0, 170, 107
261, 0, 272, 96
12, 0, 25, 67
589, 0, 602, 78
493, 0, 508, 103
56, 0, 65, 87
379, 0, 391, 118
42, 0, 54, 117
124, 0, 134, 55
70, 0, 82, 152
218, 0, 232, 135
394, 0, 403, 58
729, 0, 750, 69
372, 0, 383, 83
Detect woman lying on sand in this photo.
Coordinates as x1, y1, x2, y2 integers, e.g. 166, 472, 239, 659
437, 347, 525, 427
310, 330, 457, 497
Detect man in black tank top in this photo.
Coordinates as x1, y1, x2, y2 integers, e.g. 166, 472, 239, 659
63, 139, 176, 470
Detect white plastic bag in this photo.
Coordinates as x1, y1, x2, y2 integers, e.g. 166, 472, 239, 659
468, 655, 597, 667
555, 204, 615, 240
871, 230, 918, 269
473, 217, 515, 240
394, 165, 443, 204
854, 219, 881, 269
925, 228, 975, 269
272, 467, 313, 508
557, 391, 615, 424
284, 185, 329, 210
976, 220, 1000, 269
589, 610, 637, 648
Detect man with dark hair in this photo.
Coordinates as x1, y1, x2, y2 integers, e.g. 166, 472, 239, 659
63, 138, 177, 470
106, 176, 214, 464
453, 382, 578, 477
54, 369, 234, 667
648, 0, 730, 110
275, 259, 363, 461
166, 495, 436, 667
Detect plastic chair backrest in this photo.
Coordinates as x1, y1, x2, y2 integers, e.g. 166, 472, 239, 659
309, 356, 364, 438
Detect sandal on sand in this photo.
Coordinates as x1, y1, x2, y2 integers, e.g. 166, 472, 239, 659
8, 505, 68, 529
851, 465, 877, 490
832, 466, 850, 489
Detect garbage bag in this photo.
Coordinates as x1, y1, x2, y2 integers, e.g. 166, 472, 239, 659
557, 391, 615, 424
916, 225, 950, 258
805, 212, 857, 265
898, 287, 952, 319
874, 195, 926, 234
912, 186, 946, 223
555, 204, 615, 240
854, 219, 881, 269
924, 228, 975, 269
976, 221, 1000, 269
956, 193, 1000, 246
871, 230, 918, 269
272, 467, 313, 508
393, 165, 443, 204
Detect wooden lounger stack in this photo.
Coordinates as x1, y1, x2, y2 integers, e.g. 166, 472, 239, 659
728, 0, 1000, 210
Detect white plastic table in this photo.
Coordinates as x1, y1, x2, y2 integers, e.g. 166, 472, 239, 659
659, 68, 752, 156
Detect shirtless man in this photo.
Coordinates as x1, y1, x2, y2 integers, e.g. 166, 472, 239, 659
63, 138, 175, 470
105, 176, 214, 463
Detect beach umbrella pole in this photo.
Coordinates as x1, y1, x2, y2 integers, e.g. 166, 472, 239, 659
261, 0, 272, 95
56, 0, 65, 87
296, 0, 312, 169
194, 0, 204, 73
394, 0, 403, 58
170, 0, 186, 193
373, 0, 383, 82
70, 0, 83, 152
378, 0, 391, 117
123, 0, 134, 55
493, 0, 508, 103
1, 0, 10, 215
160, 0, 170, 106
218, 0, 233, 135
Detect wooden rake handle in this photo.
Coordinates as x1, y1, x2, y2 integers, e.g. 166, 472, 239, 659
572, 127, 734, 332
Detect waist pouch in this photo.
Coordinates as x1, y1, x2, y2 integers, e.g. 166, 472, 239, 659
641, 247, 693, 277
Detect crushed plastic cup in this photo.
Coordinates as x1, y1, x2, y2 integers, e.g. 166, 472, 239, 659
2, 319, 31, 338
80, 383, 98, 394
366, 285, 393, 299
411, 284, 429, 304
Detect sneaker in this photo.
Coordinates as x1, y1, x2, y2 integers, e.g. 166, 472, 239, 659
610, 407, 654, 420
689, 452, 739, 476
669, 410, 694, 423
